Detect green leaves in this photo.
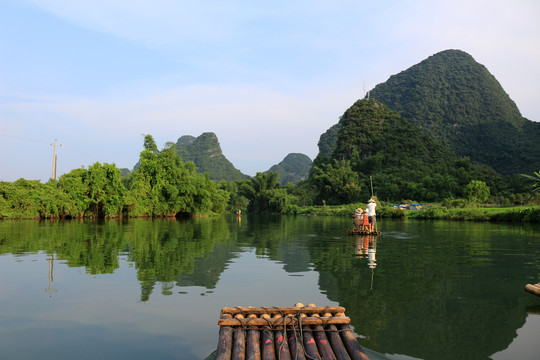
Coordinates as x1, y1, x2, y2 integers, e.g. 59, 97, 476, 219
0, 135, 229, 219
127, 135, 228, 217
464, 180, 490, 206
310, 160, 363, 205
521, 171, 540, 192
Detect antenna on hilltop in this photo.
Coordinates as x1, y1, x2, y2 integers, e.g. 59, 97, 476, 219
363, 79, 366, 98
50, 139, 62, 180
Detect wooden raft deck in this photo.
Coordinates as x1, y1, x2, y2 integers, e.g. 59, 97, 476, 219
215, 304, 370, 360
347, 230, 381, 236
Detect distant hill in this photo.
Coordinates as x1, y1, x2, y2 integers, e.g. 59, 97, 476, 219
267, 153, 312, 185
175, 132, 249, 181
310, 99, 501, 202
367, 49, 540, 175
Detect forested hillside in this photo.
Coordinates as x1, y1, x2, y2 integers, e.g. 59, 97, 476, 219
307, 99, 503, 203
175, 132, 248, 181
266, 153, 312, 185
367, 49, 540, 175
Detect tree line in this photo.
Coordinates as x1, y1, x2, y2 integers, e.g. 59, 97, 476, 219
0, 135, 228, 219
1, 134, 539, 220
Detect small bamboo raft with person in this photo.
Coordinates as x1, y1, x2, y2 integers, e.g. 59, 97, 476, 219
348, 199, 380, 236
214, 303, 370, 360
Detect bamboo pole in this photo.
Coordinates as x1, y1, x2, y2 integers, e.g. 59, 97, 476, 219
246, 311, 261, 360
221, 306, 346, 316
287, 307, 306, 360
260, 314, 276, 360
525, 283, 540, 297
219, 316, 350, 327
298, 304, 321, 360
308, 304, 336, 360
337, 323, 370, 360
232, 314, 246, 360
272, 314, 291, 360
216, 314, 234, 360
322, 311, 351, 360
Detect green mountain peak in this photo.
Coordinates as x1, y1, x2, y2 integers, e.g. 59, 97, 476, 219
175, 132, 248, 181
368, 49, 540, 175
267, 153, 312, 185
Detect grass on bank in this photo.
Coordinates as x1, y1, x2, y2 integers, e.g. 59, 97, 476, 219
283, 203, 540, 222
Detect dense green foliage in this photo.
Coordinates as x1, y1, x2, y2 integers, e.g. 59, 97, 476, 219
464, 180, 490, 205
316, 123, 341, 159
126, 137, 229, 217
521, 170, 540, 192
175, 132, 248, 181
306, 99, 505, 204
0, 135, 228, 219
266, 153, 312, 185
237, 172, 298, 213
368, 49, 540, 175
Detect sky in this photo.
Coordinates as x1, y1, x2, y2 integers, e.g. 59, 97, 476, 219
1, 0, 539, 182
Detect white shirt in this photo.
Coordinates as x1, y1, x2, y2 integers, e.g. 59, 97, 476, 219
367, 202, 376, 216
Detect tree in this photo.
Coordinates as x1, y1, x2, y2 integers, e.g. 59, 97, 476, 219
58, 168, 89, 218
464, 180, 490, 206
143, 134, 159, 154
126, 135, 229, 217
239, 172, 283, 212
85, 162, 126, 218
309, 160, 363, 205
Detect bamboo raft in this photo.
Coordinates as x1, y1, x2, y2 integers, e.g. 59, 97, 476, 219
525, 283, 540, 298
215, 304, 370, 360
347, 230, 381, 236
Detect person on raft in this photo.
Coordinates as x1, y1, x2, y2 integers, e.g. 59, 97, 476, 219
362, 209, 371, 232
367, 198, 377, 232
354, 208, 363, 232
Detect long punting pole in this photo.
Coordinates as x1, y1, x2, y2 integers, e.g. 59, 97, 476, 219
370, 176, 378, 232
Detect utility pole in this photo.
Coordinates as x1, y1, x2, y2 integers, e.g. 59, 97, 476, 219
51, 139, 62, 180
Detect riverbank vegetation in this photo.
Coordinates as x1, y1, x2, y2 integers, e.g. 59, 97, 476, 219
279, 203, 540, 222
1, 130, 539, 222
0, 135, 228, 220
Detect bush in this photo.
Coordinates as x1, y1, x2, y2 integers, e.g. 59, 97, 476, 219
449, 208, 490, 221
282, 204, 300, 215
441, 198, 467, 208
408, 205, 448, 219
490, 207, 540, 222
377, 206, 406, 218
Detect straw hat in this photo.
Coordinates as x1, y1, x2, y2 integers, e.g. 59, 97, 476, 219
368, 199, 375, 203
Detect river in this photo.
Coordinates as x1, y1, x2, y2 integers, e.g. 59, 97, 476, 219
0, 215, 538, 360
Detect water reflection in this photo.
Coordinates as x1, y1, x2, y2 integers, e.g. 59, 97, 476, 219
355, 235, 378, 270
0, 217, 539, 360
47, 254, 56, 297
354, 235, 379, 292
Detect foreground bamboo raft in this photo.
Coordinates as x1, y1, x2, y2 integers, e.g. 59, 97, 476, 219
215, 304, 370, 360
525, 283, 540, 298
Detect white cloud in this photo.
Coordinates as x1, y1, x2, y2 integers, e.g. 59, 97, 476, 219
1, 81, 359, 180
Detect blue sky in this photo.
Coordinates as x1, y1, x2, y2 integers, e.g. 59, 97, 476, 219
1, 0, 539, 182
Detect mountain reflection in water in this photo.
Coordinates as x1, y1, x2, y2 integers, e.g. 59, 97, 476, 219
0, 216, 538, 360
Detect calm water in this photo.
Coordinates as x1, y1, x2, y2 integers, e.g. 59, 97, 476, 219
0, 216, 539, 360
